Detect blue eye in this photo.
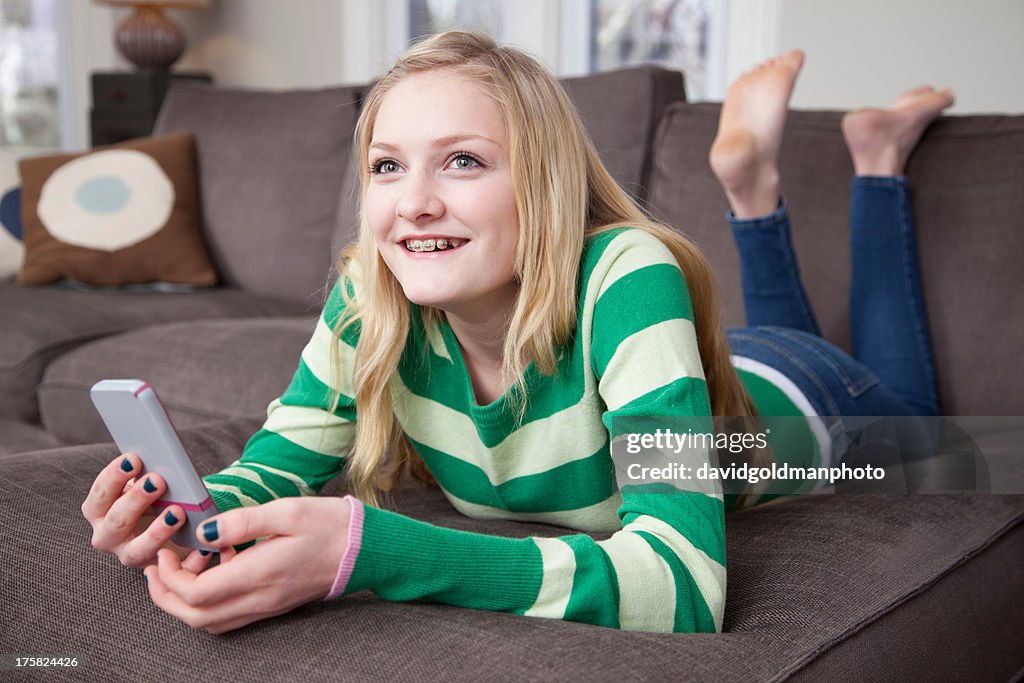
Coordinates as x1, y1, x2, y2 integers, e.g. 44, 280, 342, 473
371, 159, 400, 174
449, 153, 482, 170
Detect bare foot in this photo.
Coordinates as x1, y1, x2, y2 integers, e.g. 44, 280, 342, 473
709, 49, 805, 218
841, 86, 955, 176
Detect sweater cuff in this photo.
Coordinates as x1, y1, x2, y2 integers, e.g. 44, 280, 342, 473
337, 503, 543, 611
325, 495, 365, 600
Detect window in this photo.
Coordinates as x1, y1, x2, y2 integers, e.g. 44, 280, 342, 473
590, 0, 720, 101
408, 0, 504, 39
0, 0, 62, 149
391, 0, 727, 101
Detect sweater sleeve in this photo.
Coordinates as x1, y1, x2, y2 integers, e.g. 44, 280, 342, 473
202, 277, 359, 511
337, 230, 726, 633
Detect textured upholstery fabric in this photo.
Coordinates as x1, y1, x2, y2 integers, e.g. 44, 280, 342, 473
0, 281, 308, 423
38, 317, 317, 444
154, 83, 365, 306
0, 416, 63, 456
329, 148, 361, 268
789, 524, 1024, 681
647, 103, 1024, 415
0, 423, 1021, 681
562, 66, 686, 201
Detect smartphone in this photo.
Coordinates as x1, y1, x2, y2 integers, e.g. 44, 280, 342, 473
90, 379, 219, 552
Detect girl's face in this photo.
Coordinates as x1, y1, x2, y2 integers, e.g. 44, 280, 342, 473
365, 69, 520, 323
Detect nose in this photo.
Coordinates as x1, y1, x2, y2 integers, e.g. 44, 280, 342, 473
395, 171, 444, 223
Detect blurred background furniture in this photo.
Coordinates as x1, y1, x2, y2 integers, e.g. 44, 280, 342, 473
90, 70, 211, 146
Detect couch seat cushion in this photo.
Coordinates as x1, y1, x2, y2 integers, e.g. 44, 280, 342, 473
38, 316, 316, 444
1, 422, 1021, 681
0, 281, 309, 423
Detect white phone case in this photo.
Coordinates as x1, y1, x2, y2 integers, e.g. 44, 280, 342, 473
90, 379, 219, 551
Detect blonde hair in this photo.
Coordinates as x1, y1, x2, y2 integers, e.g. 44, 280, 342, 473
331, 31, 759, 507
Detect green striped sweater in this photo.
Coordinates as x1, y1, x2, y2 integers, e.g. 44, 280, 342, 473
204, 227, 729, 633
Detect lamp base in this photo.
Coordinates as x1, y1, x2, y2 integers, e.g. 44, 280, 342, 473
115, 5, 185, 70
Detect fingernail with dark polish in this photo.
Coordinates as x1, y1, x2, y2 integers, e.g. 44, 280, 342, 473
143, 575, 148, 584
164, 511, 179, 526
202, 521, 218, 542
143, 477, 157, 494
120, 457, 133, 473
199, 549, 210, 556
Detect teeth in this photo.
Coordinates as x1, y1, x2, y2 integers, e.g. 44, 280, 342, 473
405, 238, 463, 252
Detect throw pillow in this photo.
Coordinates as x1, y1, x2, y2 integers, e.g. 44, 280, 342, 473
0, 186, 23, 281
0, 186, 21, 240
0, 150, 24, 279
16, 131, 217, 287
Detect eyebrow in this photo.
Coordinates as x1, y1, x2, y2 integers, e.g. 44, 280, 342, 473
369, 133, 502, 153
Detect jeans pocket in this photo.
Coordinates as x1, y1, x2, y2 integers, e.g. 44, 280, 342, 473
769, 328, 880, 398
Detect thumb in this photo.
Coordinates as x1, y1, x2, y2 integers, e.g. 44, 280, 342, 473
196, 498, 298, 548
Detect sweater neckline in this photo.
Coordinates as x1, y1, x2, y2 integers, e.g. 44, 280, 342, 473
438, 315, 539, 422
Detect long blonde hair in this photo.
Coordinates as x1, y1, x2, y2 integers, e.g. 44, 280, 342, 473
331, 31, 758, 507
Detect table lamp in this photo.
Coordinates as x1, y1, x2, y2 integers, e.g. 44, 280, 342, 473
97, 0, 211, 70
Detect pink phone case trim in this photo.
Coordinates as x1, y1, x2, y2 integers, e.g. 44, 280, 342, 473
151, 496, 216, 513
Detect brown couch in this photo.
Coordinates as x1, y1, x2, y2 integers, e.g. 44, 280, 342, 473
1, 67, 1021, 681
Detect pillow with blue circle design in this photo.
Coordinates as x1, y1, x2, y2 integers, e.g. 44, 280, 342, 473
15, 131, 217, 287
0, 186, 21, 240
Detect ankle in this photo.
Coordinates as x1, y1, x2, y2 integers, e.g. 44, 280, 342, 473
851, 147, 904, 176
724, 174, 782, 219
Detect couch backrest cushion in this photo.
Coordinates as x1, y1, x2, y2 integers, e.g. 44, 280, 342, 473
562, 66, 685, 201
154, 82, 364, 307
647, 102, 1024, 415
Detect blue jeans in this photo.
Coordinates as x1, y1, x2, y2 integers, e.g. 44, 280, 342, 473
725, 177, 940, 427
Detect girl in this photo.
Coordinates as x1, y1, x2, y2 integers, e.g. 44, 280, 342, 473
82, 33, 950, 635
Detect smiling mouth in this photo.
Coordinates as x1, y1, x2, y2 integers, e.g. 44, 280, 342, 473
403, 238, 466, 253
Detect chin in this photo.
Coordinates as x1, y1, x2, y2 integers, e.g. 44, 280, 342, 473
399, 284, 457, 310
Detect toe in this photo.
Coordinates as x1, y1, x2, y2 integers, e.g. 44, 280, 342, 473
781, 49, 806, 70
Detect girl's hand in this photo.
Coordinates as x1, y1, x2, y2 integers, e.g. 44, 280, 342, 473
82, 453, 212, 573
143, 496, 352, 634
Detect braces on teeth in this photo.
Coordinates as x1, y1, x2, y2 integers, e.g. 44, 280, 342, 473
406, 238, 462, 252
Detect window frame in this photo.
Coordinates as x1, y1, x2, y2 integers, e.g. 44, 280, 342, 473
0, 0, 76, 151
350, 0, 740, 101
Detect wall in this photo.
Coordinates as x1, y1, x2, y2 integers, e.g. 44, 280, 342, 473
174, 0, 1023, 114
61, 0, 1024, 151
67, 2, 119, 150
776, 0, 1024, 114
174, 0, 344, 89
